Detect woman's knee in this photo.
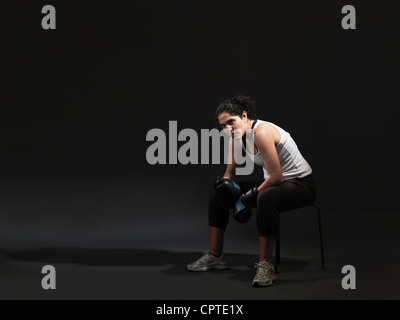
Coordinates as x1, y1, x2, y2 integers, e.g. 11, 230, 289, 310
257, 187, 281, 206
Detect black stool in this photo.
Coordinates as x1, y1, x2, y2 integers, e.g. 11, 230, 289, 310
274, 203, 325, 273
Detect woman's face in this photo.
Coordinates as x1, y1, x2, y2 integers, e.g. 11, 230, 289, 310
218, 112, 248, 139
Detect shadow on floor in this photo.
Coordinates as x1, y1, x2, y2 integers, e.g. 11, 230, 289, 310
3, 247, 311, 282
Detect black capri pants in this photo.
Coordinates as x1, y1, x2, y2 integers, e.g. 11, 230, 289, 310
208, 174, 317, 237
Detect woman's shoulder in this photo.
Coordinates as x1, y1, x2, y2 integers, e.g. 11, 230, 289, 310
254, 121, 281, 145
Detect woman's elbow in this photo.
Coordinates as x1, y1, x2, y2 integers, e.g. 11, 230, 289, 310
271, 175, 283, 186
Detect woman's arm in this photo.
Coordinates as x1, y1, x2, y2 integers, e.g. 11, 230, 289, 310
223, 136, 237, 181
254, 125, 283, 192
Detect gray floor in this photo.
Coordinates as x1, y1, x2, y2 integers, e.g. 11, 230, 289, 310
0, 178, 399, 300
1, 244, 399, 300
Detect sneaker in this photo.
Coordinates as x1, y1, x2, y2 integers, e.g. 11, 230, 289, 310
252, 259, 276, 287
186, 250, 229, 272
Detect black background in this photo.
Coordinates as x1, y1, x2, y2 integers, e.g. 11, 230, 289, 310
1, 0, 399, 300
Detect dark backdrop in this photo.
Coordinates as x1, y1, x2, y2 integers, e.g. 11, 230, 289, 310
1, 0, 399, 298
3, 1, 399, 206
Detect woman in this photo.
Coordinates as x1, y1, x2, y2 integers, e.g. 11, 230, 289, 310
186, 95, 317, 287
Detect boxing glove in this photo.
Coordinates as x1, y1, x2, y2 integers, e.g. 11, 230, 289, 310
233, 187, 259, 223
214, 176, 242, 206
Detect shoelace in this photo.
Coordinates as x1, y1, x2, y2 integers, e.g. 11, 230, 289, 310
254, 262, 272, 277
200, 251, 215, 263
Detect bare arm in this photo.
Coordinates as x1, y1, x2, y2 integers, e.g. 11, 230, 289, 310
223, 136, 237, 181
254, 126, 283, 192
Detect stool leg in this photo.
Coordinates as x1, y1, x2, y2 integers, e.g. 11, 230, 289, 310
274, 214, 280, 273
314, 204, 325, 268
276, 234, 281, 264
275, 234, 280, 273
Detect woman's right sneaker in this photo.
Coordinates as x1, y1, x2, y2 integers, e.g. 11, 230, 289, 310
186, 250, 229, 271
252, 259, 276, 287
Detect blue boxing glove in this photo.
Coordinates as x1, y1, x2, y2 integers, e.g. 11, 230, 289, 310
214, 176, 242, 206
233, 187, 259, 223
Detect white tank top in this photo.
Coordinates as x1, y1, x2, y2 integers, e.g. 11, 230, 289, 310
242, 119, 312, 180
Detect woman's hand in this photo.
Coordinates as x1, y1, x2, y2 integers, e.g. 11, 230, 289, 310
239, 187, 259, 207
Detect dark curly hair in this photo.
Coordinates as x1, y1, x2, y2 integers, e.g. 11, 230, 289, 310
215, 95, 258, 121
